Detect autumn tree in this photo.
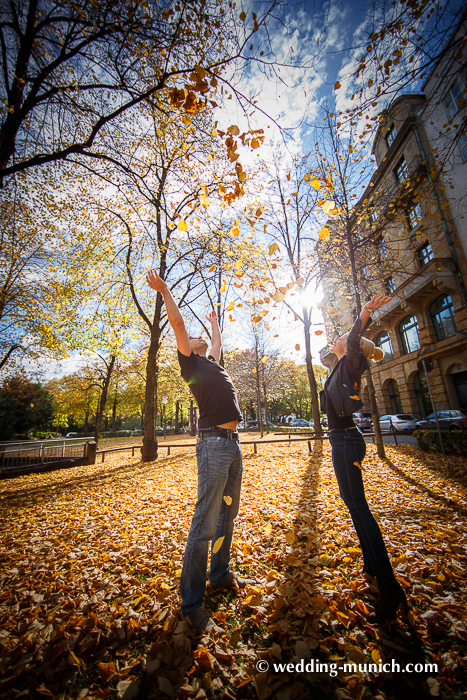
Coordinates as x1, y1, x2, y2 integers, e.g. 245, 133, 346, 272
259, 150, 325, 434
0, 376, 55, 439
0, 0, 283, 184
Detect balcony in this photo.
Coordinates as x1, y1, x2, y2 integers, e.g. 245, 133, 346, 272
370, 257, 458, 324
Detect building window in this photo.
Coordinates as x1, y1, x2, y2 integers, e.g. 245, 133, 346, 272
430, 294, 457, 341
376, 331, 394, 364
386, 277, 396, 294
395, 157, 408, 183
407, 202, 422, 230
414, 371, 432, 418
418, 242, 434, 266
459, 133, 467, 161
386, 125, 397, 148
399, 315, 421, 354
388, 379, 403, 414
378, 238, 388, 260
444, 81, 464, 119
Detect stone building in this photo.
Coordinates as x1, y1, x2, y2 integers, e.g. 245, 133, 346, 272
319, 84, 467, 417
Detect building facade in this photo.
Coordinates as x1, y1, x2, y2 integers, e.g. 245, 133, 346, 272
319, 67, 467, 417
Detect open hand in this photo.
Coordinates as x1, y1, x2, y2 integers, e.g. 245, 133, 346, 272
366, 294, 392, 310
146, 269, 167, 293
207, 309, 218, 324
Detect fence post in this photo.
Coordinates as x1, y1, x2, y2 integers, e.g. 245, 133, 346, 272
253, 442, 257, 454
86, 441, 97, 465
168, 446, 171, 456
308, 440, 311, 453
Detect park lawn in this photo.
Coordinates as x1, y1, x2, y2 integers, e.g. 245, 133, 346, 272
0, 441, 466, 699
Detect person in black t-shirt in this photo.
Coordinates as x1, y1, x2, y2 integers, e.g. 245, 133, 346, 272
147, 269, 254, 634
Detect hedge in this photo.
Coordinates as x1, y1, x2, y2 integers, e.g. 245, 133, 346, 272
413, 429, 467, 456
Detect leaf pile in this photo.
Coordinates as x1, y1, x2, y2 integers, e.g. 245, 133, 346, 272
1, 441, 466, 699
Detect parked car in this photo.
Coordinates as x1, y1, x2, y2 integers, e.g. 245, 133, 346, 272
379, 414, 418, 433
237, 422, 245, 430
290, 418, 311, 428
156, 426, 164, 434
416, 410, 467, 431
247, 420, 276, 429
133, 429, 143, 436
65, 432, 78, 438
116, 430, 133, 437
352, 412, 373, 432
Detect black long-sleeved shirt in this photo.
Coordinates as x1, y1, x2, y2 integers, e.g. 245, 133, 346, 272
324, 317, 369, 430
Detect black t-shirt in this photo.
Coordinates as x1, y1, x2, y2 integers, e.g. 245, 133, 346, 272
177, 351, 242, 429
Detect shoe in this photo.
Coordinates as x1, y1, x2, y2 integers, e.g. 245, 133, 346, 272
186, 605, 224, 634
363, 561, 375, 579
211, 570, 256, 592
369, 585, 409, 624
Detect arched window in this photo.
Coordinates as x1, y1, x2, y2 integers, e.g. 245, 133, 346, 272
414, 371, 432, 418
375, 331, 394, 364
399, 315, 421, 354
387, 379, 403, 414
430, 295, 456, 341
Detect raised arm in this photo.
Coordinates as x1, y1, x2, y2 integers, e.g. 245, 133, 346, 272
146, 270, 192, 357
347, 294, 392, 369
207, 310, 222, 362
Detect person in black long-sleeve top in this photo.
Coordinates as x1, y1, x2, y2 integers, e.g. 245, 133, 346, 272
324, 295, 409, 624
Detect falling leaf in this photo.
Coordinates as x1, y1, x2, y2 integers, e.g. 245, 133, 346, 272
310, 178, 321, 189
219, 281, 226, 293
213, 536, 225, 553
272, 291, 284, 302
239, 10, 246, 20
223, 495, 232, 506
226, 301, 235, 311
209, 265, 216, 272
268, 242, 279, 255
321, 200, 336, 214
261, 355, 269, 363
296, 277, 305, 286
228, 125, 240, 135
315, 330, 323, 335
334, 80, 341, 89
295, 344, 300, 351
319, 228, 330, 241
199, 194, 210, 207
177, 219, 187, 232
349, 395, 360, 400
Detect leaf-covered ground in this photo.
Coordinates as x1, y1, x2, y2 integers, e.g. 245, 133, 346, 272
1, 440, 467, 700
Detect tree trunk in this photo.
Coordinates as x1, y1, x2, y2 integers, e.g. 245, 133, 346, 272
255, 348, 263, 438
189, 399, 195, 436
175, 400, 180, 431
94, 355, 116, 444
84, 410, 89, 433
142, 327, 160, 462
347, 220, 386, 459
366, 366, 385, 458
262, 367, 269, 435
303, 308, 323, 436
111, 395, 117, 432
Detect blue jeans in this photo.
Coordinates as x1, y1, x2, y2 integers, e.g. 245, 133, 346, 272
180, 436, 243, 615
329, 427, 399, 595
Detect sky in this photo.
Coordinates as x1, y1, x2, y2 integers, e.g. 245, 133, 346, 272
18, 0, 459, 380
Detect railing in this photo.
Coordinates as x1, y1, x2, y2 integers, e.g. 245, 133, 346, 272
96, 432, 403, 461
0, 437, 90, 474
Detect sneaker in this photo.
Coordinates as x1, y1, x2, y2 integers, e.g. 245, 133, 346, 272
211, 570, 256, 592
186, 605, 224, 634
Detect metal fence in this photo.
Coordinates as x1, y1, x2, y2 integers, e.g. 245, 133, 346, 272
0, 438, 90, 474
